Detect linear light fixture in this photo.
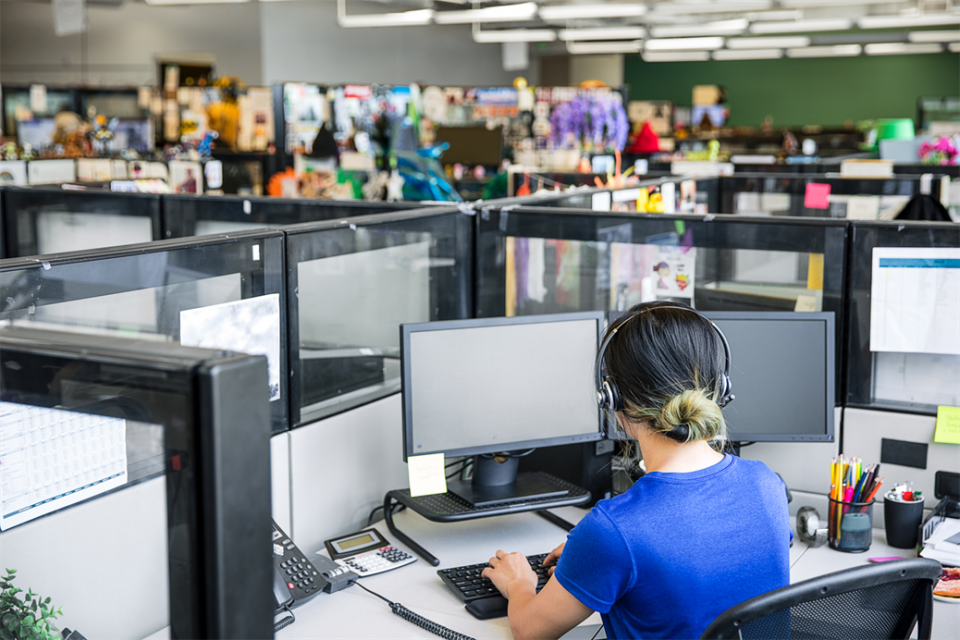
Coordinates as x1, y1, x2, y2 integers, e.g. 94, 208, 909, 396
713, 48, 783, 60
642, 51, 713, 62
745, 10, 804, 22
727, 36, 811, 49
539, 3, 646, 20
780, 0, 912, 6
864, 42, 945, 55
951, 42, 960, 52
645, 37, 726, 51
651, 19, 749, 38
558, 27, 646, 41
908, 30, 960, 43
858, 13, 960, 29
567, 41, 644, 55
750, 19, 853, 34
653, 1, 772, 15
434, 2, 538, 24
338, 8, 434, 28
473, 28, 557, 43
785, 44, 862, 58
145, 0, 246, 4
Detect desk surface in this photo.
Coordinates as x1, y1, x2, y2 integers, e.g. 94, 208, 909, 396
147, 509, 956, 640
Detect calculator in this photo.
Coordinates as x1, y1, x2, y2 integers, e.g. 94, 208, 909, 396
322, 527, 417, 577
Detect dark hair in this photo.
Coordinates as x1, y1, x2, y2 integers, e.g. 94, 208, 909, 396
603, 301, 726, 443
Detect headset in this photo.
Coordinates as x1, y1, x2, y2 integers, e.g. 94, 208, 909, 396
595, 305, 735, 413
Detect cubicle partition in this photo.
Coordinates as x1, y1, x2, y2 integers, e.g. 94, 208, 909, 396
284, 207, 473, 427
0, 230, 288, 432
844, 220, 960, 413
162, 193, 427, 239
0, 327, 273, 639
1, 186, 163, 258
474, 206, 848, 402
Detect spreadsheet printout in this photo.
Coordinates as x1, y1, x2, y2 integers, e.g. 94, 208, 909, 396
0, 402, 127, 530
870, 247, 960, 356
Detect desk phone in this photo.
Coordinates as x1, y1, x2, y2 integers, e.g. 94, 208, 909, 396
323, 527, 417, 576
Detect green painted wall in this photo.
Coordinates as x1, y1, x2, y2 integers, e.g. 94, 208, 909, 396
624, 52, 960, 128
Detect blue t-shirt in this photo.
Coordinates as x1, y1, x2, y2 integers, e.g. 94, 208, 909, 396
554, 454, 790, 640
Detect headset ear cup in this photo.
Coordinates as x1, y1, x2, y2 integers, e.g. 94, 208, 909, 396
603, 377, 623, 412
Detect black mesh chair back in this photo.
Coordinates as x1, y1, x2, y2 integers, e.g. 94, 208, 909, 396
700, 558, 942, 640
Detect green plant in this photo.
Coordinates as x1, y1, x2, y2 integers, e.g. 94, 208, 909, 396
0, 569, 61, 640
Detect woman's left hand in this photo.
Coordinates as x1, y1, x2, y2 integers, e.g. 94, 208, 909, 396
481, 550, 538, 600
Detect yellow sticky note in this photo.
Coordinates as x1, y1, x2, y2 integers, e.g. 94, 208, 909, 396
408, 453, 448, 497
807, 253, 824, 291
934, 406, 960, 445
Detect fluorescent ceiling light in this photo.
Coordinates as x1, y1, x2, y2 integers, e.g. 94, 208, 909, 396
745, 10, 803, 21
146, 0, 246, 4
859, 14, 960, 29
781, 0, 912, 6
338, 8, 433, 28
727, 36, 811, 49
642, 51, 713, 62
908, 30, 960, 43
558, 27, 646, 41
645, 37, 725, 51
713, 48, 783, 60
473, 29, 557, 43
434, 2, 538, 24
653, 1, 772, 15
865, 42, 945, 55
750, 19, 853, 34
786, 44, 862, 57
539, 3, 646, 20
567, 41, 644, 54
651, 19, 748, 38
951, 42, 960, 52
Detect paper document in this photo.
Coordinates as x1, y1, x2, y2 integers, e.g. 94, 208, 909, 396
870, 248, 960, 355
0, 402, 127, 531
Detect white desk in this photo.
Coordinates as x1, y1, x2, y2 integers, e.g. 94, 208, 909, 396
147, 512, 954, 640
790, 528, 959, 640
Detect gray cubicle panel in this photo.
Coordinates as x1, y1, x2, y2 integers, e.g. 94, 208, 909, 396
0, 186, 6, 260
718, 173, 952, 218
0, 326, 273, 639
844, 219, 960, 414
0, 229, 289, 432
475, 207, 848, 402
1, 186, 163, 258
283, 206, 473, 427
162, 193, 431, 239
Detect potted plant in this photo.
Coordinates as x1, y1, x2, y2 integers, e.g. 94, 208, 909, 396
0, 569, 61, 640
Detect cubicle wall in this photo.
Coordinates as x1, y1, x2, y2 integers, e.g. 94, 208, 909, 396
162, 193, 425, 239
1, 186, 163, 258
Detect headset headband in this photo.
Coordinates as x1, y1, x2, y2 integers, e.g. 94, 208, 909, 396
595, 305, 734, 412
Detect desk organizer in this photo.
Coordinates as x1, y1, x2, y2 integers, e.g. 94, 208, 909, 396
828, 497, 875, 553
384, 472, 590, 565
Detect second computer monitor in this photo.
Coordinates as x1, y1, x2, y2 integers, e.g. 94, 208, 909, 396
401, 312, 605, 461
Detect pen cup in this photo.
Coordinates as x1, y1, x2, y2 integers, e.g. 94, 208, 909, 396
828, 497, 874, 553
883, 495, 925, 549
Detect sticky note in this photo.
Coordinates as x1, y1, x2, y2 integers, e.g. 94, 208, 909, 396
805, 183, 831, 209
934, 406, 960, 445
807, 253, 824, 290
408, 453, 448, 497
794, 293, 817, 312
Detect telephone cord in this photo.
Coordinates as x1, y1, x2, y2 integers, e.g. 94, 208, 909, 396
350, 580, 477, 640
274, 603, 296, 632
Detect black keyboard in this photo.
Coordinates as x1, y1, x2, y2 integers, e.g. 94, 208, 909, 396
437, 553, 552, 619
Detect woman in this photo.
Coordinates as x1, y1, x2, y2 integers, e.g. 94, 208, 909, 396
482, 302, 791, 640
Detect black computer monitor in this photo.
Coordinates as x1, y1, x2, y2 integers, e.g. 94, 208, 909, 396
401, 312, 605, 505
606, 310, 835, 443
433, 125, 503, 168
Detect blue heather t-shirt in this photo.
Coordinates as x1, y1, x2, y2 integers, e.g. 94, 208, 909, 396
554, 454, 790, 640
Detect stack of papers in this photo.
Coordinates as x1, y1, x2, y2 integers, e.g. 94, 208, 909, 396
921, 518, 960, 566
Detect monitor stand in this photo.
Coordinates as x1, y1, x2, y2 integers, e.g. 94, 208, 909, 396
447, 454, 569, 508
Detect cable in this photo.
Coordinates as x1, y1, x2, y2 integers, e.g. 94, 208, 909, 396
350, 580, 477, 640
590, 623, 605, 640
366, 502, 406, 527
274, 603, 296, 632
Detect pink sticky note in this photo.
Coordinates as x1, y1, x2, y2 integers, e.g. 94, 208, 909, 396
805, 183, 831, 209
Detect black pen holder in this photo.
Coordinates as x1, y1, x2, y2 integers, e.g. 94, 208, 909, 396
884, 495, 925, 549
828, 497, 874, 553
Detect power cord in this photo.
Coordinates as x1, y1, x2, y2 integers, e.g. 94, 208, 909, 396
274, 602, 296, 632
350, 580, 477, 640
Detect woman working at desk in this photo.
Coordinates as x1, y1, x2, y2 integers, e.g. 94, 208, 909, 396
482, 302, 791, 640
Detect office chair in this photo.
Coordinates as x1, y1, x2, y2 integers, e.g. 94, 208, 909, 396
700, 558, 942, 640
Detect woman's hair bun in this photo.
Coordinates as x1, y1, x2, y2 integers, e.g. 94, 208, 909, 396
656, 388, 726, 443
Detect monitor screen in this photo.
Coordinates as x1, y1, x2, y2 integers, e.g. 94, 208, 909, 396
705, 311, 834, 442
433, 125, 503, 167
401, 312, 604, 460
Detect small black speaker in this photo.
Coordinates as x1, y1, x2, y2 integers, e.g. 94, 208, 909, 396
518, 440, 615, 507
